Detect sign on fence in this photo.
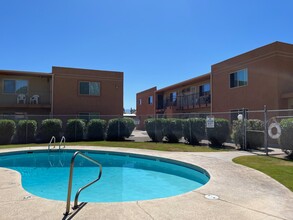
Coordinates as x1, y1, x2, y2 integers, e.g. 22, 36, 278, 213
206, 116, 214, 128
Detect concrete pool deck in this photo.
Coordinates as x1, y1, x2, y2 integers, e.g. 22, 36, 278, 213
0, 146, 292, 220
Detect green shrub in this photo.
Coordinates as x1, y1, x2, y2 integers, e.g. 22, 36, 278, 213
279, 118, 293, 151
183, 118, 205, 145
164, 119, 184, 143
106, 118, 135, 141
87, 119, 107, 141
206, 118, 229, 147
231, 120, 243, 148
40, 119, 62, 142
16, 120, 37, 143
123, 118, 136, 137
66, 119, 86, 142
145, 118, 167, 142
0, 120, 16, 145
231, 119, 264, 149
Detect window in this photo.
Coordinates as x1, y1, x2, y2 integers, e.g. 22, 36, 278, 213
170, 92, 177, 102
79, 81, 100, 96
138, 98, 142, 105
3, 79, 28, 94
79, 112, 100, 121
148, 96, 153, 104
199, 83, 210, 96
230, 69, 248, 88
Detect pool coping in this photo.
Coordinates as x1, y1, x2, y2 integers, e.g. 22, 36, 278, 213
0, 146, 292, 220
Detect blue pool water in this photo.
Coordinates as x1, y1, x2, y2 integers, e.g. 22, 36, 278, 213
0, 150, 209, 202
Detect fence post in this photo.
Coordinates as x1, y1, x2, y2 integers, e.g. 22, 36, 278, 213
264, 105, 268, 156
242, 108, 246, 150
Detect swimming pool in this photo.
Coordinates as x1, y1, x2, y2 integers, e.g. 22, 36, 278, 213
0, 150, 209, 202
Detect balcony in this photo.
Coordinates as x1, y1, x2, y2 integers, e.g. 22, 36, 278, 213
0, 93, 51, 110
156, 92, 211, 113
177, 92, 211, 110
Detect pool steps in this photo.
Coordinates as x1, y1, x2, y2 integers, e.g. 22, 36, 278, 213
48, 136, 66, 151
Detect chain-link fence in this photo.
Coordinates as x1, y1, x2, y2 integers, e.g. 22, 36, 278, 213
0, 108, 292, 157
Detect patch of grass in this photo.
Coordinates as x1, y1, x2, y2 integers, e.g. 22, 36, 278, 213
233, 155, 293, 192
0, 141, 230, 152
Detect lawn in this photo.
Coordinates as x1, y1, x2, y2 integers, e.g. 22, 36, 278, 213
233, 155, 293, 192
0, 141, 229, 152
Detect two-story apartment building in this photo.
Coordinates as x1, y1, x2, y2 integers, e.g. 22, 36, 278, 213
137, 41, 293, 127
0, 66, 123, 118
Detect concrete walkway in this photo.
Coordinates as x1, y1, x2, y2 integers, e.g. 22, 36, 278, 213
0, 146, 292, 220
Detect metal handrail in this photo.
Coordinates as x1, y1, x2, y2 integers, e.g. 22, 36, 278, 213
59, 136, 66, 150
64, 151, 102, 215
48, 136, 56, 151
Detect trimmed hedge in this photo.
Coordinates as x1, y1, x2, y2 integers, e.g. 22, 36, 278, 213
231, 119, 264, 149
106, 118, 135, 141
279, 118, 293, 151
87, 119, 107, 141
145, 118, 166, 142
16, 120, 37, 143
66, 119, 86, 142
164, 119, 184, 143
40, 119, 62, 142
0, 120, 16, 145
206, 118, 229, 147
183, 118, 206, 145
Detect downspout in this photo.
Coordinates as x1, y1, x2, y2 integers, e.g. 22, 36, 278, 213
210, 71, 213, 114
51, 73, 54, 116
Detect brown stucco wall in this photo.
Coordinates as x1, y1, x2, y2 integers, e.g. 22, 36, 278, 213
211, 42, 293, 113
136, 87, 156, 129
52, 66, 123, 116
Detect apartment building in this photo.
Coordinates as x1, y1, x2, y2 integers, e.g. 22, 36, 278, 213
136, 41, 293, 126
0, 66, 123, 118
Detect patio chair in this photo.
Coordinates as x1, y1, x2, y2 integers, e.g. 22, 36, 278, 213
30, 95, 39, 104
17, 94, 26, 104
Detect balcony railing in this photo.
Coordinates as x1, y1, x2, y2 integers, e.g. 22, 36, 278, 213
156, 92, 211, 112
0, 92, 51, 108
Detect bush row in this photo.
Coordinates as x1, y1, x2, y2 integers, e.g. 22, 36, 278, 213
0, 118, 135, 145
145, 118, 230, 147
144, 118, 272, 149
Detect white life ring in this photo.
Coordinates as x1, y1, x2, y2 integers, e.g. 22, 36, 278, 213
268, 122, 281, 139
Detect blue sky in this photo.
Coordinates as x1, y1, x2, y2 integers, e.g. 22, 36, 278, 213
1, 0, 293, 109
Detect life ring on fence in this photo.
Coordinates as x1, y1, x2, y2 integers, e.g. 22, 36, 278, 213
268, 122, 281, 139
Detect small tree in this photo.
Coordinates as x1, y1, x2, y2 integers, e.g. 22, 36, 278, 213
183, 118, 205, 145
87, 119, 107, 141
279, 118, 293, 158
106, 118, 135, 141
66, 119, 86, 142
40, 119, 62, 142
145, 118, 166, 142
164, 119, 184, 143
16, 120, 37, 143
0, 120, 16, 145
206, 118, 229, 147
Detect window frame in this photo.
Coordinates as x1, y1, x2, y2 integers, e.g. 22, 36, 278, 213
169, 92, 177, 102
78, 112, 100, 121
229, 69, 248, 89
148, 96, 153, 105
199, 83, 210, 96
2, 79, 29, 94
79, 81, 101, 96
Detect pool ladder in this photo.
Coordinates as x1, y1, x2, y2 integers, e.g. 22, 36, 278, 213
64, 151, 102, 216
48, 136, 66, 151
